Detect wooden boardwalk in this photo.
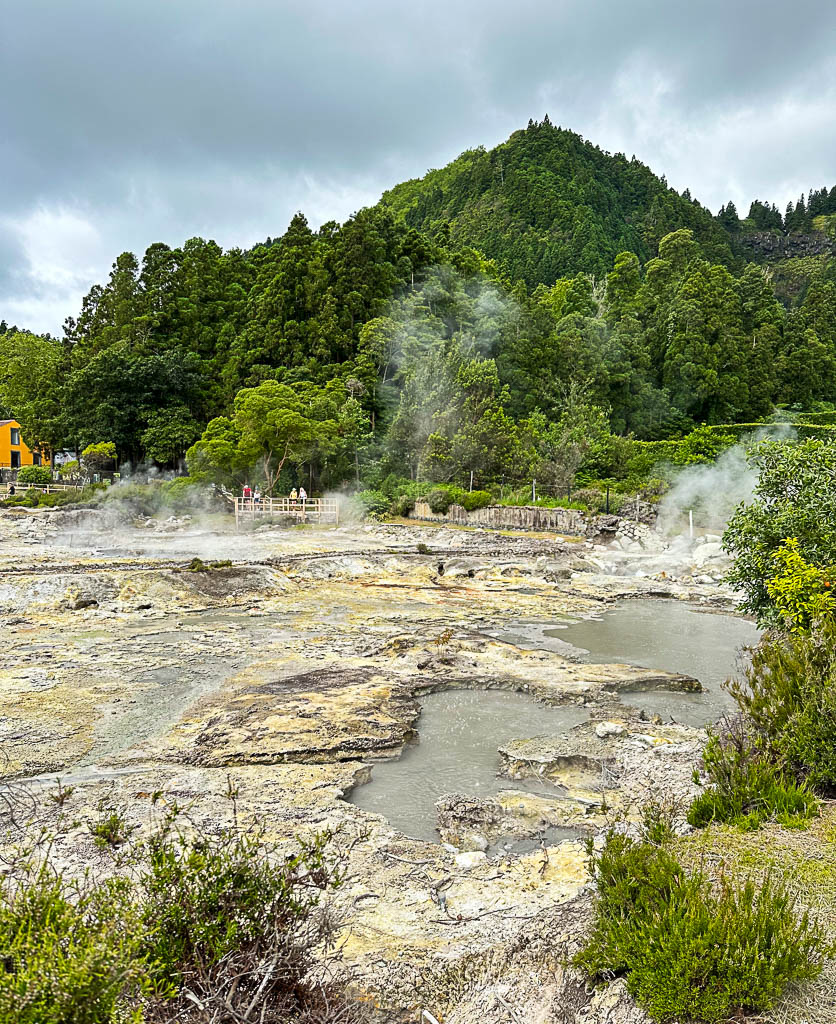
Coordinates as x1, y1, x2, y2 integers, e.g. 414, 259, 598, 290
233, 496, 339, 528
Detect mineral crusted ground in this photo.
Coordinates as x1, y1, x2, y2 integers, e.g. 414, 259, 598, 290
0, 505, 831, 1023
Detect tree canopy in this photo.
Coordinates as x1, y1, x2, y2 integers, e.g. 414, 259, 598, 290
2, 121, 836, 498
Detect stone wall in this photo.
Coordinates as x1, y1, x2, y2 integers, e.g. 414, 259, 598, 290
410, 500, 658, 538
412, 501, 588, 535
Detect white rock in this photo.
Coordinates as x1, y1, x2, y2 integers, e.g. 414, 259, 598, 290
692, 542, 724, 566
454, 851, 487, 870
595, 721, 626, 739
466, 833, 489, 852
631, 734, 668, 748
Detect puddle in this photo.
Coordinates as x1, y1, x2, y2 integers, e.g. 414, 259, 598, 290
349, 689, 588, 844
550, 601, 761, 727
490, 825, 582, 857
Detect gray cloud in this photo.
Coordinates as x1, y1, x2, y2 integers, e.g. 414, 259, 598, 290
2, 0, 836, 332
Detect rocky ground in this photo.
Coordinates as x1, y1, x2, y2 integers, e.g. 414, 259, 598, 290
0, 504, 830, 1023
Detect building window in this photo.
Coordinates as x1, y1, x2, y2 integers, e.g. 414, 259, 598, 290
10, 451, 20, 469
33, 452, 42, 466
10, 428, 20, 446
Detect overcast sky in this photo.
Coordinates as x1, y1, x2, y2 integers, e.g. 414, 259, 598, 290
3, 0, 836, 334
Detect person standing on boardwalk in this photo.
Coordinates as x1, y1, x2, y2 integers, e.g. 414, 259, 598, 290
289, 487, 298, 503
299, 486, 307, 505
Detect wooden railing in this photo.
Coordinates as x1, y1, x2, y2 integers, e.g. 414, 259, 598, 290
0, 482, 79, 494
233, 496, 339, 527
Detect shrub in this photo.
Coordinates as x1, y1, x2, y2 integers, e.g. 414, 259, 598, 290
426, 488, 453, 514
0, 804, 361, 1024
160, 476, 217, 512
765, 538, 836, 634
138, 820, 351, 1022
391, 493, 415, 517
688, 725, 818, 831
728, 621, 836, 795
724, 437, 836, 625
576, 823, 827, 1023
2, 488, 85, 509
17, 465, 53, 485
89, 806, 137, 849
571, 487, 605, 512
91, 482, 160, 517
0, 866, 145, 1024
458, 489, 492, 511
355, 489, 389, 518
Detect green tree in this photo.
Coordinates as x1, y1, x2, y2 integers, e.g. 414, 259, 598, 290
141, 405, 202, 466
725, 438, 836, 625
187, 380, 340, 494
81, 441, 117, 479
0, 331, 65, 451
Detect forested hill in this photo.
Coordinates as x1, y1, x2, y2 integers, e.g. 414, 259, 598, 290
378, 118, 738, 286
2, 118, 836, 484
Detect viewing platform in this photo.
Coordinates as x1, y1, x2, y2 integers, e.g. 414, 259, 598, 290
233, 496, 339, 527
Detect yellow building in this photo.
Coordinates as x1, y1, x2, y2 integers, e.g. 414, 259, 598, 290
0, 419, 50, 471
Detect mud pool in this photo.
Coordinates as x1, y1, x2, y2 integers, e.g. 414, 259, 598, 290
350, 601, 759, 841
349, 689, 589, 843
481, 600, 759, 727
554, 600, 761, 726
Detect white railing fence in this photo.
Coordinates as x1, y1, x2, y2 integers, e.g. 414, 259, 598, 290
233, 496, 339, 527
0, 481, 79, 494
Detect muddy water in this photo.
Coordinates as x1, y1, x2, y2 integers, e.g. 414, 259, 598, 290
350, 689, 588, 843
550, 601, 761, 726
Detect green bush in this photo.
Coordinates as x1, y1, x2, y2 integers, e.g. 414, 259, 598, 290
91, 482, 160, 517
0, 806, 358, 1024
355, 489, 389, 517
458, 489, 492, 511
375, 474, 423, 500
426, 488, 453, 514
727, 622, 836, 796
576, 823, 827, 1023
17, 465, 53, 485
160, 476, 217, 512
688, 726, 818, 831
793, 410, 836, 425
571, 487, 605, 511
89, 805, 138, 849
0, 866, 145, 1024
1, 487, 85, 509
137, 820, 347, 1021
391, 493, 415, 517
